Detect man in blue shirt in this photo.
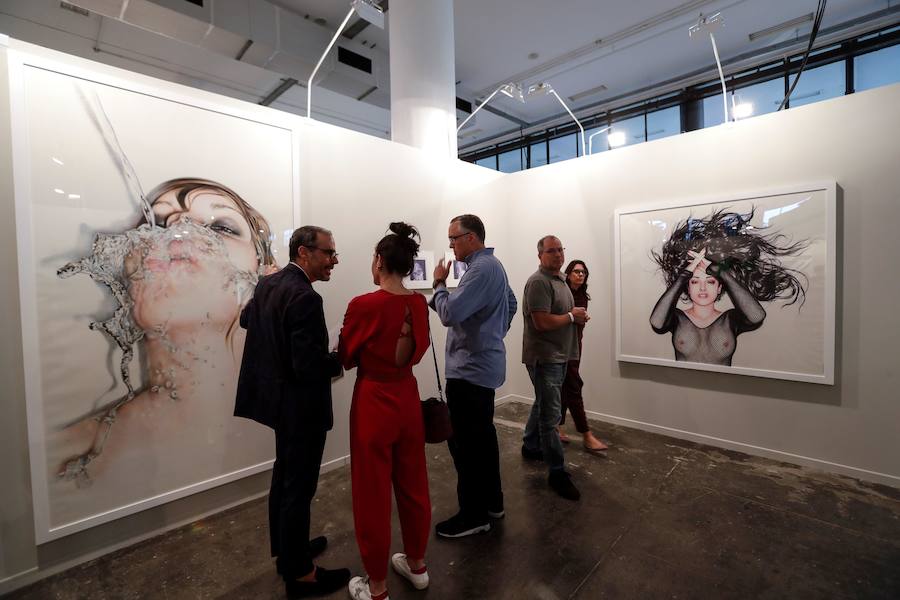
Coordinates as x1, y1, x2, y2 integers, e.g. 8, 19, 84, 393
430, 214, 517, 538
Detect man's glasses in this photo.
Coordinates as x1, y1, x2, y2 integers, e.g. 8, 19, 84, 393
542, 247, 565, 255
448, 232, 472, 244
302, 245, 339, 259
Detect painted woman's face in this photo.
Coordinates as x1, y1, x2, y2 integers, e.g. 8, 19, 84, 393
688, 267, 721, 307
126, 187, 260, 332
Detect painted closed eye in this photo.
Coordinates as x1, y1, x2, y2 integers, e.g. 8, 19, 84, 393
208, 218, 242, 237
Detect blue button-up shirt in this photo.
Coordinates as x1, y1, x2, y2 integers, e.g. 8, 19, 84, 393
429, 248, 517, 389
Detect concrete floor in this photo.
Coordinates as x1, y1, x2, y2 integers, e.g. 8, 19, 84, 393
9, 401, 900, 599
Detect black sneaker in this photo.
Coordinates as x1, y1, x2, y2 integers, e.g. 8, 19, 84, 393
487, 505, 505, 519
284, 565, 351, 598
521, 444, 544, 461
548, 471, 581, 501
435, 512, 491, 538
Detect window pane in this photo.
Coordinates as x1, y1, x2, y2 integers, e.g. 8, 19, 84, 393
498, 148, 524, 173
549, 134, 577, 163
733, 77, 784, 119
702, 93, 727, 127
855, 44, 900, 92
789, 61, 845, 107
530, 142, 548, 168
646, 106, 680, 141
613, 114, 645, 147
705, 77, 783, 126
585, 127, 608, 155
475, 156, 497, 170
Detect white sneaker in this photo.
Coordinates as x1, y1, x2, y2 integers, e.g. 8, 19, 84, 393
391, 553, 429, 590
348, 575, 390, 600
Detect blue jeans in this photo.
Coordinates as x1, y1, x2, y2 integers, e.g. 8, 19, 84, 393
523, 362, 567, 473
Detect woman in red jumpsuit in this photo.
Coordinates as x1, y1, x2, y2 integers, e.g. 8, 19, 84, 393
340, 222, 432, 600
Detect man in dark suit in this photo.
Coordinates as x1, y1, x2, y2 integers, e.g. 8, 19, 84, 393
235, 225, 349, 598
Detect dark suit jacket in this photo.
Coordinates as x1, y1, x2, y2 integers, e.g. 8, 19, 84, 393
235, 263, 341, 434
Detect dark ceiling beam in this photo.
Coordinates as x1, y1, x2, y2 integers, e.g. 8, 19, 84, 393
259, 78, 298, 106
482, 104, 529, 128
235, 39, 253, 61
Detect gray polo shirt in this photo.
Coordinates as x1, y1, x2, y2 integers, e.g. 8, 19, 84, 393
521, 268, 580, 365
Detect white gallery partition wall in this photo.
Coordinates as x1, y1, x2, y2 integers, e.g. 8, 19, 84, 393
2, 36, 899, 593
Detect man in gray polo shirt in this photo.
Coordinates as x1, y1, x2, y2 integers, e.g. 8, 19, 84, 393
521, 235, 589, 500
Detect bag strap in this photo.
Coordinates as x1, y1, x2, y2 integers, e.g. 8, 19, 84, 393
427, 325, 444, 402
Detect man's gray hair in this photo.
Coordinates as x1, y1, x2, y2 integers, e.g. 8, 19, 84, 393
537, 235, 559, 253
290, 225, 332, 260
450, 214, 486, 243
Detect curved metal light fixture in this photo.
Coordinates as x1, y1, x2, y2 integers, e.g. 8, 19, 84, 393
690, 12, 730, 124
528, 82, 586, 156
307, 0, 385, 119
457, 83, 525, 133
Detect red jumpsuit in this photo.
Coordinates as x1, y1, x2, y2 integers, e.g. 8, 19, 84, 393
338, 290, 431, 581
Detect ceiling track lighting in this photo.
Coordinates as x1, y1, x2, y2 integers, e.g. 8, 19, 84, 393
690, 12, 730, 123
456, 83, 525, 133
749, 13, 815, 42
527, 82, 586, 156
307, 0, 384, 120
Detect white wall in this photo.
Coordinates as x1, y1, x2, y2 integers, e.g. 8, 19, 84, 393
498, 83, 900, 487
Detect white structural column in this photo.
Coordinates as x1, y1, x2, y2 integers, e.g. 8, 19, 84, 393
389, 0, 457, 158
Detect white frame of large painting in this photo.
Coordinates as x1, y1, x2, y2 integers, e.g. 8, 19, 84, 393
614, 182, 837, 385
8, 48, 302, 543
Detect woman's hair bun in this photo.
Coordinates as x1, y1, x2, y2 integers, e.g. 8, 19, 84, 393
377, 222, 421, 276
389, 221, 419, 241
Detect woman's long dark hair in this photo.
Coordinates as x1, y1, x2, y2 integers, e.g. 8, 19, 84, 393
564, 259, 591, 301
376, 222, 421, 276
651, 207, 808, 307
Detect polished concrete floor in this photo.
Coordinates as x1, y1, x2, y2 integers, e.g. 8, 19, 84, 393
9, 401, 900, 599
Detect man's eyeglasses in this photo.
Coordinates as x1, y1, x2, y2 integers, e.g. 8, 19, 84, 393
448, 232, 472, 243
542, 247, 565, 255
302, 245, 339, 259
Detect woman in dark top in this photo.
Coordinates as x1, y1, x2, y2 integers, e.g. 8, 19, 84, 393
558, 260, 608, 453
649, 208, 808, 365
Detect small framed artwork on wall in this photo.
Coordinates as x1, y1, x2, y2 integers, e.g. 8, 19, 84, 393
445, 251, 469, 287
404, 251, 435, 289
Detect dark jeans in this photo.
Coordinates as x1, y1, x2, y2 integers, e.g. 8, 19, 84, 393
270, 428, 327, 579
523, 362, 567, 472
560, 358, 590, 433
446, 378, 502, 521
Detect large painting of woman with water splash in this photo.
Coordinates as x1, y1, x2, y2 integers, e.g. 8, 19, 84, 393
14, 59, 296, 541
614, 184, 837, 384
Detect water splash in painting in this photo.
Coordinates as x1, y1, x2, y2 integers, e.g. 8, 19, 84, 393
55, 86, 262, 486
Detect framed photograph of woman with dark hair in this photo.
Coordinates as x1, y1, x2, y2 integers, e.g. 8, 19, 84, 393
614, 182, 837, 384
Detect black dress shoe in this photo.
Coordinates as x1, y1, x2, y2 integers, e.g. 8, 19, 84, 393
275, 537, 328, 575
521, 444, 544, 461
548, 471, 580, 501
308, 536, 327, 558
284, 566, 351, 598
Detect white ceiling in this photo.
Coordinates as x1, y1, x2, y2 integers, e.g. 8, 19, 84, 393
0, 0, 896, 152
451, 0, 896, 148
